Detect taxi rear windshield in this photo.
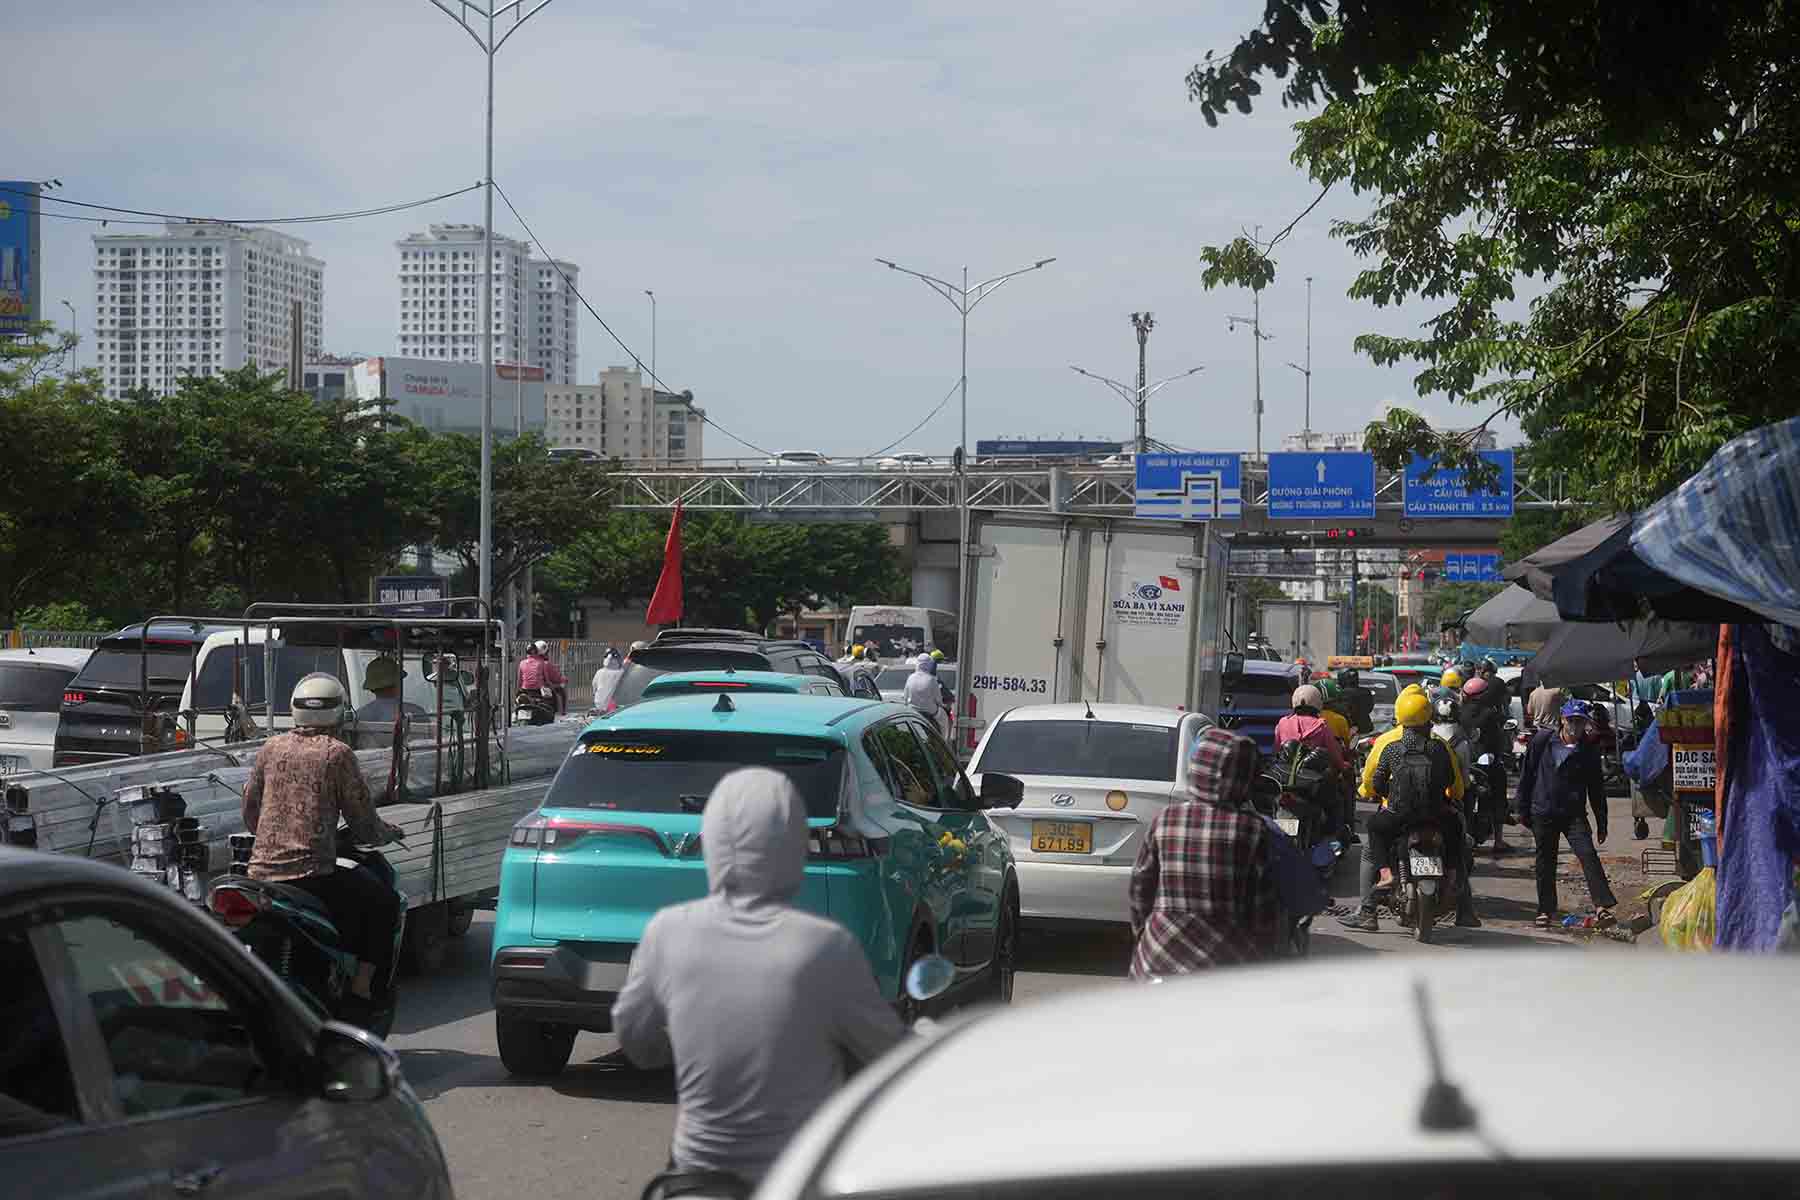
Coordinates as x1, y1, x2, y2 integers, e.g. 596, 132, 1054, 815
544, 731, 843, 818
977, 720, 1177, 782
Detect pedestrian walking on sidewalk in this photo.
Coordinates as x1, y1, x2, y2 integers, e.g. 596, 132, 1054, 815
1128, 727, 1279, 977
1516, 700, 1619, 927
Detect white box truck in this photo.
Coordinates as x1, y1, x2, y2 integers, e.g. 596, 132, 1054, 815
1256, 598, 1343, 665
955, 512, 1229, 755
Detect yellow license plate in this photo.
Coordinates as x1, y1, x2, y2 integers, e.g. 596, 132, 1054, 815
1031, 820, 1093, 854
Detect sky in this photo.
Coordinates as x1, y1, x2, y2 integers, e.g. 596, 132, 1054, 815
11, 0, 1519, 460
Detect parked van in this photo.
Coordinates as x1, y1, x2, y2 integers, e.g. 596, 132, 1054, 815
175, 627, 466, 746
846, 604, 958, 662
0, 647, 93, 773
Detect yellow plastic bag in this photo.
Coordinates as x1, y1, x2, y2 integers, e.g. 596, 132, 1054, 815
1659, 867, 1717, 951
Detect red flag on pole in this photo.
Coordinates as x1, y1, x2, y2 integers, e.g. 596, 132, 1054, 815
1361, 617, 1372, 642
645, 502, 684, 626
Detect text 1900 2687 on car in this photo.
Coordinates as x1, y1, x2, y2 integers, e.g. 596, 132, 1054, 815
965, 703, 1214, 927
0, 847, 451, 1200
488, 692, 1023, 1077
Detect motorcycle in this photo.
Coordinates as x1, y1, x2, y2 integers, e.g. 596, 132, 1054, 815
514, 686, 558, 726
1256, 743, 1345, 958
1387, 817, 1458, 944
207, 826, 407, 1038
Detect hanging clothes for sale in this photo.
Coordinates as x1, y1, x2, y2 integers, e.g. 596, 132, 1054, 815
1714, 622, 1800, 951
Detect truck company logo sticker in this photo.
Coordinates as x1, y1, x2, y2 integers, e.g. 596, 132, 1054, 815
1113, 575, 1188, 629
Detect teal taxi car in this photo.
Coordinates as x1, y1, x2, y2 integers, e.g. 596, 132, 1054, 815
489, 693, 1024, 1077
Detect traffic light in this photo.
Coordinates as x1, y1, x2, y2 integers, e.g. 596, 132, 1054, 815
1323, 527, 1377, 539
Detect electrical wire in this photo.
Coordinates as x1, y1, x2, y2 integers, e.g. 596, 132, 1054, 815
490, 179, 775, 458
0, 182, 484, 226
864, 376, 960, 459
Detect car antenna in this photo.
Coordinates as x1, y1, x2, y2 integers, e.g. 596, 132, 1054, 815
713, 692, 735, 713
1412, 977, 1477, 1133
1084, 699, 1096, 720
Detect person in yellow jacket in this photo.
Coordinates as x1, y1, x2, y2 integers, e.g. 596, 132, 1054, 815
1359, 684, 1466, 803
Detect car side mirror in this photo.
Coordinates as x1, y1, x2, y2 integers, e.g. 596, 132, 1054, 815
317, 1022, 393, 1103
978, 772, 1024, 809
1223, 653, 1245, 677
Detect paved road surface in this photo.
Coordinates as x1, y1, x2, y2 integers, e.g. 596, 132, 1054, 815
390, 795, 1647, 1199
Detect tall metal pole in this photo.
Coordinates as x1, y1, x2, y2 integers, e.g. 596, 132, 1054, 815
874, 255, 1054, 756
1130, 311, 1154, 454
427, 0, 558, 616
1227, 289, 1272, 461
481, 3, 495, 614
1286, 275, 1313, 440
645, 289, 656, 398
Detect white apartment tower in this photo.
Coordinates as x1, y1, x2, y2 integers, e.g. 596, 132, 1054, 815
91, 222, 323, 400
395, 224, 578, 384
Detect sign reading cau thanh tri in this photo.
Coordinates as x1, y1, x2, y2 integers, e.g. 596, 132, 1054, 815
1403, 450, 1515, 518
1266, 452, 1376, 519
1134, 453, 1242, 520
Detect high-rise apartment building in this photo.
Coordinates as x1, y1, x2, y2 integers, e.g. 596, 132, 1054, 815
544, 365, 703, 463
90, 221, 323, 400
394, 224, 578, 384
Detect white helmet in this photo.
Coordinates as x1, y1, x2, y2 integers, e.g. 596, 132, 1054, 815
291, 672, 348, 729
532, 639, 550, 656
1291, 684, 1324, 711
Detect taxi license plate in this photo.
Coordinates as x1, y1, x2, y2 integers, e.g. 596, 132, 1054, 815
1409, 853, 1444, 878
1031, 820, 1093, 854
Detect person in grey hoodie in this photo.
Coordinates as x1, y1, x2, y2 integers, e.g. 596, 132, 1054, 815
612, 767, 906, 1183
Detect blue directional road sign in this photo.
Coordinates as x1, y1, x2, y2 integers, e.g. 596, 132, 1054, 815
1135, 452, 1242, 520
1403, 450, 1515, 518
1444, 552, 1503, 583
1266, 452, 1377, 519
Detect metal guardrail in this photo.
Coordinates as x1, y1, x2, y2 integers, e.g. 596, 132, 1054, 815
3, 629, 109, 650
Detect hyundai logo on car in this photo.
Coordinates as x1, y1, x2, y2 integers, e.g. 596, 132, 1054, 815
1050, 793, 1076, 808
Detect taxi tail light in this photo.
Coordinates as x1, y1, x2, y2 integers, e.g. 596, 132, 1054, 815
63, 690, 86, 705
208, 885, 268, 928
510, 814, 670, 855
808, 829, 888, 860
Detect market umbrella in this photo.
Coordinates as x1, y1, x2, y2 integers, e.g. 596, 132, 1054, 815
1503, 513, 1761, 623
1631, 414, 1800, 629
1521, 618, 1718, 688
1464, 585, 1562, 646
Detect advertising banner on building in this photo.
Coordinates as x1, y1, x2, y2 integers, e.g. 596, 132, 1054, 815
0, 182, 42, 336
356, 356, 546, 435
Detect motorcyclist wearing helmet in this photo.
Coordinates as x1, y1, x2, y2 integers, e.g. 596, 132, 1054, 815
1358, 684, 1466, 814
614, 768, 904, 1186
1274, 684, 1348, 773
1339, 690, 1476, 932
240, 673, 404, 1016
519, 639, 567, 714
1440, 667, 1465, 692
1459, 673, 1513, 852
903, 654, 949, 740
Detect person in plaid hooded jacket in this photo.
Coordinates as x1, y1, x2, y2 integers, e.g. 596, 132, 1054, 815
1128, 726, 1280, 978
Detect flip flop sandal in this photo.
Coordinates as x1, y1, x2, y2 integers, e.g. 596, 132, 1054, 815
1534, 914, 1552, 928
1595, 908, 1618, 929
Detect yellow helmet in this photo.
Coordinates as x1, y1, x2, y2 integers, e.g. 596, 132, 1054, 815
1396, 691, 1433, 728
1400, 683, 1426, 699
850, 644, 865, 659
1440, 667, 1464, 689
930, 648, 945, 662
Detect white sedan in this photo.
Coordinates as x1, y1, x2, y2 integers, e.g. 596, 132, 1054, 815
759, 953, 1799, 1198
965, 703, 1212, 925
875, 451, 939, 470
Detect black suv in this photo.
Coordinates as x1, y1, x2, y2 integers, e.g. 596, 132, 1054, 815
600, 629, 853, 713
53, 622, 237, 766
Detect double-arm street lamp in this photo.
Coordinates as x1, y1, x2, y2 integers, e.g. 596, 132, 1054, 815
426, 0, 558, 619
875, 256, 1054, 752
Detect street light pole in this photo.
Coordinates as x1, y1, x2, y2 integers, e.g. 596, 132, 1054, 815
1285, 274, 1313, 439
427, 0, 557, 619
875, 255, 1054, 753
1068, 362, 1204, 452
1227, 289, 1273, 460
59, 299, 76, 369
1130, 312, 1154, 454
645, 289, 656, 400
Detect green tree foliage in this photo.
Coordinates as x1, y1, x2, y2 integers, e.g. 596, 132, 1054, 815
550, 513, 907, 632
0, 330, 611, 626
1192, 2, 1800, 510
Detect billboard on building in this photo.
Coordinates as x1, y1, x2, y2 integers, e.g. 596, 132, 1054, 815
353, 356, 546, 436
0, 182, 41, 336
